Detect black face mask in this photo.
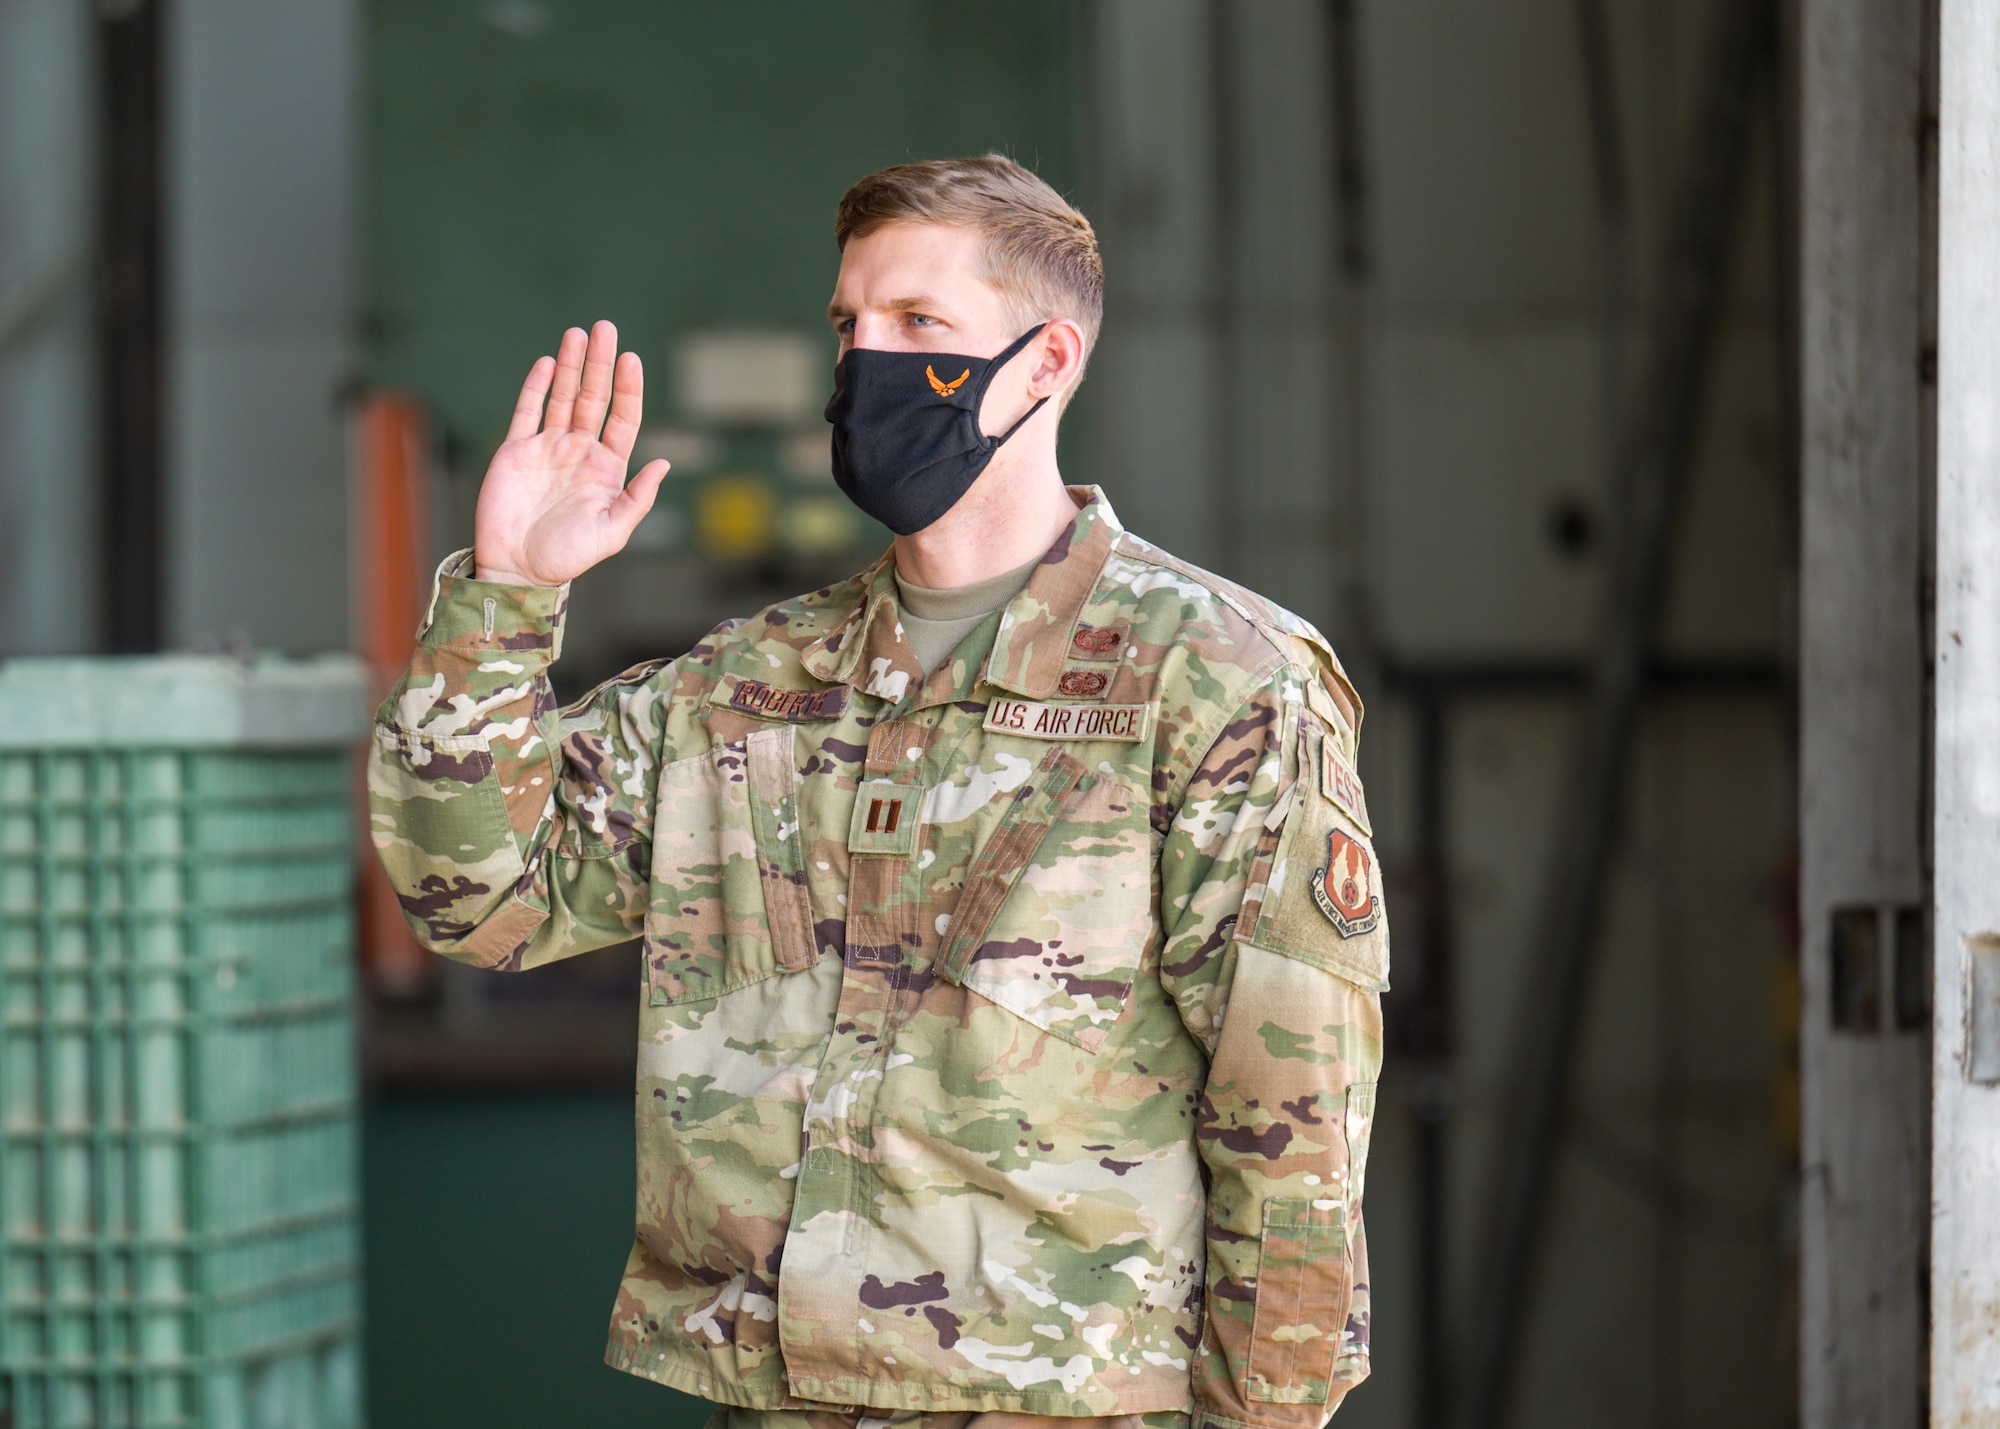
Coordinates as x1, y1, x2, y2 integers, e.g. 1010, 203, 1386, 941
824, 324, 1048, 535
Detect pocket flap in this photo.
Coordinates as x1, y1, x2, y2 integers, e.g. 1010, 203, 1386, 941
646, 732, 817, 1004
745, 726, 816, 973
934, 748, 1149, 1052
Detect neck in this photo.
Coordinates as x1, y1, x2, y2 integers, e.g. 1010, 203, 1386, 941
890, 424, 1078, 589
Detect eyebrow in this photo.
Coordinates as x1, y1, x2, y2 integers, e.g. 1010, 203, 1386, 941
825, 293, 952, 322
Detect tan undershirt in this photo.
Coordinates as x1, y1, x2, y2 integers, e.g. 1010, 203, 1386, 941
893, 554, 1043, 675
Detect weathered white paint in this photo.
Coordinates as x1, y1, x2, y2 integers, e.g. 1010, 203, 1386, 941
1798, 0, 1932, 1422
1933, 0, 2000, 1412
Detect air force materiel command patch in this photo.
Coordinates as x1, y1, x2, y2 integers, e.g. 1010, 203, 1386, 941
1312, 828, 1382, 938
984, 697, 1150, 742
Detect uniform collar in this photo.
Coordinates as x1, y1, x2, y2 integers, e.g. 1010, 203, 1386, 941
982, 486, 1122, 697
799, 486, 1122, 703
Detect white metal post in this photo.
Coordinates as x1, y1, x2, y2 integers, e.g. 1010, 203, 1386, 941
1932, 0, 2000, 1415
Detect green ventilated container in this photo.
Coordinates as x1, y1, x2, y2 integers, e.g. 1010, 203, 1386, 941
0, 657, 369, 1429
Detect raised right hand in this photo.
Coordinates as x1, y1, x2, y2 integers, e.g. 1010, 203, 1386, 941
473, 320, 670, 586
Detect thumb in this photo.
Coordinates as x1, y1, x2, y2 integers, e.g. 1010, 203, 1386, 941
609, 459, 670, 538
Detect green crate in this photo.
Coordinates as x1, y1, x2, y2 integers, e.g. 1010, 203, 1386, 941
0, 658, 368, 1429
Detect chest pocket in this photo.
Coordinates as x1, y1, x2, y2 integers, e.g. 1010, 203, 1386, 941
645, 725, 818, 1004
933, 746, 1153, 1053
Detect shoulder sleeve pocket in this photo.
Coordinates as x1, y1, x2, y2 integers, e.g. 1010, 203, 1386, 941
1235, 717, 1389, 992
1246, 1194, 1352, 1404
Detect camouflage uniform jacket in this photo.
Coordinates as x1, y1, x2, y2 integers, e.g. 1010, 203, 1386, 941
368, 488, 1387, 1427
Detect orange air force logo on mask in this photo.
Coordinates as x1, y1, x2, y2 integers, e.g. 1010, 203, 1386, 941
927, 365, 969, 398
1312, 828, 1381, 939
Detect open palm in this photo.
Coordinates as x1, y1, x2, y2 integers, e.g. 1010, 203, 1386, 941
473, 320, 670, 586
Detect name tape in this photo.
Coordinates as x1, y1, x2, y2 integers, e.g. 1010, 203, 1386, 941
984, 698, 1150, 742
717, 677, 849, 722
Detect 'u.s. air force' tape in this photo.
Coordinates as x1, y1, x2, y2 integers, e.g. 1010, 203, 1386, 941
984, 697, 1151, 742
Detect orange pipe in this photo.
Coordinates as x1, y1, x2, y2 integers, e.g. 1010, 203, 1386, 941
352, 391, 436, 998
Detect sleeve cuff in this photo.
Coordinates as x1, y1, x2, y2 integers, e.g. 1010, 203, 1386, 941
417, 548, 571, 660
1193, 1395, 1350, 1429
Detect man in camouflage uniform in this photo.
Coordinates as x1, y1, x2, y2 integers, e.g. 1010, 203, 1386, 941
369, 156, 1385, 1429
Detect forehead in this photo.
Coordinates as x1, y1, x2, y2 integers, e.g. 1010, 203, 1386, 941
828, 222, 1005, 311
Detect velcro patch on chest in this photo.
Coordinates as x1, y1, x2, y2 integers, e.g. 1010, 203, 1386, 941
1322, 739, 1371, 836
984, 697, 1150, 742
1069, 625, 1126, 662
711, 675, 850, 722
848, 777, 921, 856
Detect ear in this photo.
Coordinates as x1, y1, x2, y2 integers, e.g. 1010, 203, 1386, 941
1024, 318, 1088, 401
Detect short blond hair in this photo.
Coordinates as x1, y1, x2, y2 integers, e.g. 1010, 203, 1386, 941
835, 154, 1104, 367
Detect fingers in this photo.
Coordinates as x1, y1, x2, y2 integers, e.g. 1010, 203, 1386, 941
542, 326, 587, 431
609, 458, 670, 539
571, 319, 619, 438
506, 355, 556, 441
601, 351, 645, 461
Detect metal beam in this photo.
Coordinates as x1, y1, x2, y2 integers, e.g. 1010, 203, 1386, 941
1206, 0, 1245, 580
1572, 0, 1631, 522
1797, 0, 1933, 1420
97, 0, 164, 653
1457, 4, 1778, 1424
